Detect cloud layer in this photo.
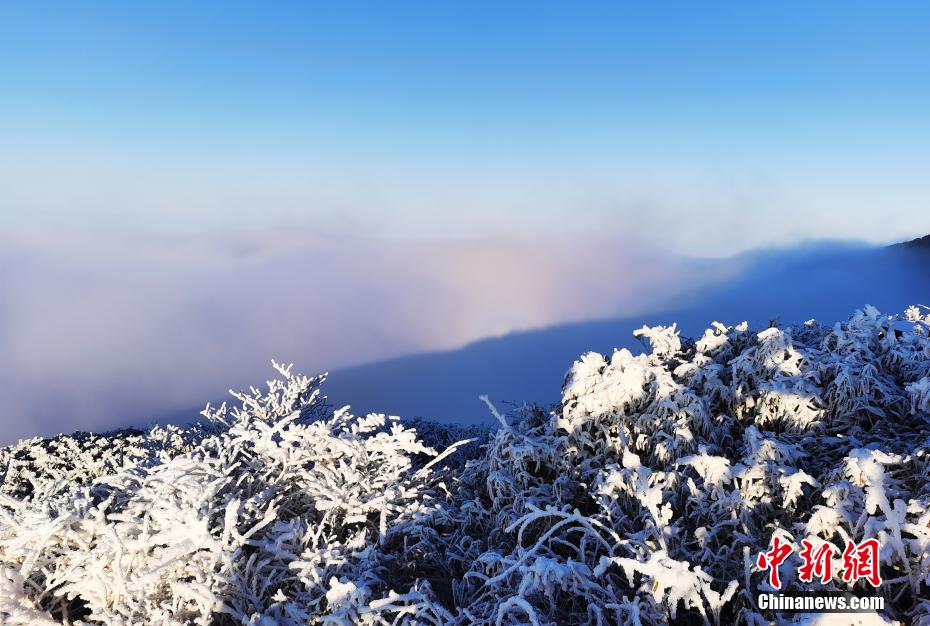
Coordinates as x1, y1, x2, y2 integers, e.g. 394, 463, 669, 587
0, 228, 725, 443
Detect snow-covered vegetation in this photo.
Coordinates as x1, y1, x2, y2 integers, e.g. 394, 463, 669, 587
2, 306, 930, 625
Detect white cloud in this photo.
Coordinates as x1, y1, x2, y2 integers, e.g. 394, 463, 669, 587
0, 227, 718, 443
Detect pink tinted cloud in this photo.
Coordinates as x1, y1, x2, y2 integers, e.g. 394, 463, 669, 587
0, 228, 717, 443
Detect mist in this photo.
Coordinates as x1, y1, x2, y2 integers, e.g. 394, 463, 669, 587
0, 228, 729, 443
324, 240, 930, 426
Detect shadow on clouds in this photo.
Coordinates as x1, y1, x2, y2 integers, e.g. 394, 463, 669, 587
0, 228, 718, 443
1, 230, 926, 443
324, 241, 930, 427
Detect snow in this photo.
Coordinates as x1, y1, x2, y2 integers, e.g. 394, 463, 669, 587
1, 307, 929, 624
792, 612, 896, 626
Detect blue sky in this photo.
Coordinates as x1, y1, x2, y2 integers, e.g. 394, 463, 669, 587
3, 2, 930, 440
2, 2, 929, 252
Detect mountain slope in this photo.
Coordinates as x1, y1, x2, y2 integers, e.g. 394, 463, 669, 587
325, 241, 930, 424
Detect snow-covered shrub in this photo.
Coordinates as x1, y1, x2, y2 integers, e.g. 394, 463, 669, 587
2, 307, 929, 625
439, 306, 929, 625
0, 363, 477, 625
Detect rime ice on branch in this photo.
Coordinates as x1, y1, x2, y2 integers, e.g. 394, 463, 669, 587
1, 307, 929, 625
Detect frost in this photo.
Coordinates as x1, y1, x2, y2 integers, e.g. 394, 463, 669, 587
677, 446, 732, 487
790, 612, 898, 626
2, 306, 929, 624
908, 377, 930, 417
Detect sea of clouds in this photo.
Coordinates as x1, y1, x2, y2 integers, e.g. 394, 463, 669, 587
0, 227, 730, 443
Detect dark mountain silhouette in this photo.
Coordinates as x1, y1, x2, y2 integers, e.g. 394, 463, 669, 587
323, 239, 930, 426
894, 233, 930, 251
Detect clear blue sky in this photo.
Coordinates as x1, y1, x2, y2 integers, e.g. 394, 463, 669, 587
2, 1, 929, 253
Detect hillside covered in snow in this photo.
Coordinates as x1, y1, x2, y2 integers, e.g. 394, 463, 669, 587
2, 305, 930, 625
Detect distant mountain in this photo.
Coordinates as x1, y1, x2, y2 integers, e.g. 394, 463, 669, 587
894, 233, 930, 251
324, 238, 930, 425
